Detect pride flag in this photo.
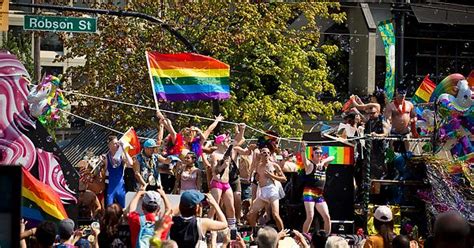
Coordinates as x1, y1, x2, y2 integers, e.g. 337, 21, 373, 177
412, 74, 436, 103
146, 52, 230, 101
321, 146, 354, 165
22, 167, 68, 224
120, 127, 141, 157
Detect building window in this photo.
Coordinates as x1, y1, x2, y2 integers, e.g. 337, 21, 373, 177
40, 33, 63, 52
42, 66, 63, 76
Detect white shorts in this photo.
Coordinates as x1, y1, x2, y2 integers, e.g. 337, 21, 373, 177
258, 184, 280, 203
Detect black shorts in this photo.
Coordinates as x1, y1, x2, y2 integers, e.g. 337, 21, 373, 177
230, 177, 241, 193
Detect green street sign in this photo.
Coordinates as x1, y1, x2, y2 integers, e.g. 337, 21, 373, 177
24, 15, 97, 33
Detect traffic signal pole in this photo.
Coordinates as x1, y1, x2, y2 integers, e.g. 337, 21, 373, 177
11, 2, 197, 53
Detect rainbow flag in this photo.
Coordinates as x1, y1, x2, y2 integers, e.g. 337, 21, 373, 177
146, 52, 230, 101
467, 70, 474, 88
412, 74, 436, 103
321, 146, 354, 165
120, 127, 141, 157
22, 167, 68, 224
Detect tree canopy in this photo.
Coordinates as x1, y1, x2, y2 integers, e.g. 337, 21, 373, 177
59, 1, 346, 137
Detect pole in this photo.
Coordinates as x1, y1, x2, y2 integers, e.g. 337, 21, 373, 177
32, 0, 41, 82
394, 0, 405, 87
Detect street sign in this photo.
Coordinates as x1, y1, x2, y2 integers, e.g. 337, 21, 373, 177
24, 15, 97, 33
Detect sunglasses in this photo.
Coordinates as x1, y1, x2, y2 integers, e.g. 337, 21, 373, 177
313, 151, 323, 154
261, 151, 271, 155
367, 112, 377, 115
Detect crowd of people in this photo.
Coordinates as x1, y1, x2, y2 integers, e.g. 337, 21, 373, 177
18, 89, 473, 248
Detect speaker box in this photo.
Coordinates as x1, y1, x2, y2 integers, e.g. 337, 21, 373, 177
331, 220, 355, 234
324, 164, 354, 221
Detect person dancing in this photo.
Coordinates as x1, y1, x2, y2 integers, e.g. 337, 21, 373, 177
300, 143, 334, 235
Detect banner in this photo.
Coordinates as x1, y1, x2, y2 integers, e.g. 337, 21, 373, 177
378, 20, 396, 101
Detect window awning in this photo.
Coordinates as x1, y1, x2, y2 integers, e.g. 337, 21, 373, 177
411, 4, 474, 26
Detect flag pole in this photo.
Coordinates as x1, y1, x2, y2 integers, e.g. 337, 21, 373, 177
145, 51, 161, 111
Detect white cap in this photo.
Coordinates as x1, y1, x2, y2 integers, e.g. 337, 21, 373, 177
374, 205, 393, 222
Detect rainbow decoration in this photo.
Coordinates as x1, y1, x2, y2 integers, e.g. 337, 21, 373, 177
146, 52, 230, 101
321, 146, 354, 165
120, 127, 141, 157
296, 152, 305, 175
412, 74, 436, 103
300, 146, 354, 167
22, 167, 68, 225
429, 73, 465, 102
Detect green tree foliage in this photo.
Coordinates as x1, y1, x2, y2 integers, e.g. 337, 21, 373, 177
1, 29, 34, 78
59, 2, 346, 136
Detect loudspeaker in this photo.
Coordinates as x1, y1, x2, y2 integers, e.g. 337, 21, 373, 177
324, 165, 354, 221
331, 220, 355, 235
0, 165, 21, 247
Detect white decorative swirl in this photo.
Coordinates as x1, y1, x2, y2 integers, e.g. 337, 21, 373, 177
0, 53, 76, 204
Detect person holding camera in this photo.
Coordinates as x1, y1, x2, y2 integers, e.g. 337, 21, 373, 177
127, 189, 171, 248
170, 190, 228, 247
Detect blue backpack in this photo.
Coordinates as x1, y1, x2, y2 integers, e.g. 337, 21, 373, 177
136, 215, 155, 248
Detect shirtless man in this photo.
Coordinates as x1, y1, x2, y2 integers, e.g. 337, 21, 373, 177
247, 147, 287, 231
208, 124, 245, 232
384, 89, 418, 137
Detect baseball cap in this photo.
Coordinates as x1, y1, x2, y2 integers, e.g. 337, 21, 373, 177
180, 190, 205, 208
374, 206, 393, 222
143, 139, 159, 148
143, 191, 162, 206
58, 218, 75, 239
215, 134, 228, 145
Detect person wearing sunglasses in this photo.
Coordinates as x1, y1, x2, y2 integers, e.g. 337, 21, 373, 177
300, 142, 334, 235
364, 105, 390, 179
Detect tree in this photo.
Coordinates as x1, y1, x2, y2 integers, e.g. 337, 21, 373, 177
1, 28, 34, 78
58, 2, 346, 137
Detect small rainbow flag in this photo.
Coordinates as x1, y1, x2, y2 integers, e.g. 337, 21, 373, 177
299, 146, 354, 168
412, 74, 436, 103
120, 127, 141, 157
22, 167, 68, 225
146, 52, 230, 101
321, 146, 354, 165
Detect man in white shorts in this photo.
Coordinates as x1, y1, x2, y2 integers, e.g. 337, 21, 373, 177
247, 147, 287, 231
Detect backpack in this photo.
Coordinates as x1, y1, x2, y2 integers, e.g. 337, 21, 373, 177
136, 215, 155, 248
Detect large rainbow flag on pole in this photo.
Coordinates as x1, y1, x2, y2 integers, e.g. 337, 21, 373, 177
22, 167, 68, 224
145, 52, 230, 102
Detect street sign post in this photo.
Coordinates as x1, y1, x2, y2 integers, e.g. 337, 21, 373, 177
24, 15, 97, 33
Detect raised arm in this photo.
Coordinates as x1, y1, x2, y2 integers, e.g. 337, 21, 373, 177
202, 114, 224, 140
128, 191, 145, 213
300, 141, 310, 168
322, 156, 335, 168
119, 141, 133, 167
157, 119, 165, 146
157, 188, 171, 213
201, 193, 228, 232
162, 118, 178, 144
232, 123, 246, 146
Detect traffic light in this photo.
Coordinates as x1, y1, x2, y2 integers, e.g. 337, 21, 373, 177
0, 0, 8, 32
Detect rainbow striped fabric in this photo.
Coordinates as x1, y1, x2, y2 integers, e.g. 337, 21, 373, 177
146, 52, 230, 101
412, 74, 436, 103
22, 167, 68, 224
305, 146, 354, 165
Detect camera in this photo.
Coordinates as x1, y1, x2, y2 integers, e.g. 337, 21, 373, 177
230, 229, 237, 240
